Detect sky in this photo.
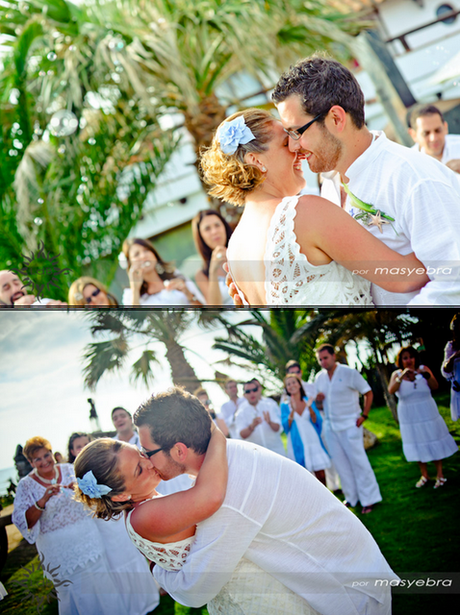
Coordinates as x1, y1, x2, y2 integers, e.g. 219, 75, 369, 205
0, 309, 262, 471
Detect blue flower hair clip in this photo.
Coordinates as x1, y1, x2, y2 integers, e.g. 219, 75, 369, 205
217, 116, 255, 155
77, 470, 112, 499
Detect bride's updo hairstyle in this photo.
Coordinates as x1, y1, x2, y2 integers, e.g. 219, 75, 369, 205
200, 109, 275, 206
74, 438, 131, 520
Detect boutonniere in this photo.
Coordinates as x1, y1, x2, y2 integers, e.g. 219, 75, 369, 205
342, 183, 397, 234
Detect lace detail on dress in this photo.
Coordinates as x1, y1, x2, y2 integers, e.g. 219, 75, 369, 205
12, 464, 105, 576
125, 504, 193, 570
264, 196, 373, 305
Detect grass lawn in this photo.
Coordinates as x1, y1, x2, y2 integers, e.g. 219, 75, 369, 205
1, 395, 458, 614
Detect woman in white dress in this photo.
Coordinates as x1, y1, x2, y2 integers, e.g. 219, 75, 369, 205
75, 430, 317, 614
388, 346, 458, 489
280, 375, 330, 485
200, 109, 429, 306
121, 237, 204, 306
192, 209, 234, 306
12, 437, 158, 615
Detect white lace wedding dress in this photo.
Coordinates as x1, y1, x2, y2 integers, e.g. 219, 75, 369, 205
126, 498, 318, 614
228, 195, 373, 306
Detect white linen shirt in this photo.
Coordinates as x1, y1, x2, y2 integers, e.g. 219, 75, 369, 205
314, 364, 371, 432
412, 134, 460, 165
235, 398, 285, 456
321, 131, 460, 306
219, 397, 244, 439
122, 278, 205, 306
153, 440, 397, 614
113, 431, 141, 448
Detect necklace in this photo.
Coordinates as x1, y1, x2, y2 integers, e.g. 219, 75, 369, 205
33, 466, 59, 484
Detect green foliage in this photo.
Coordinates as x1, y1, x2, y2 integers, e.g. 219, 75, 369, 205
0, 0, 179, 296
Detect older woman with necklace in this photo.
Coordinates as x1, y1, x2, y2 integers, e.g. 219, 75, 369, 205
12, 436, 159, 615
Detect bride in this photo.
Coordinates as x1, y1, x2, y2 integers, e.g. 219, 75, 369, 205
75, 427, 317, 614
200, 109, 429, 305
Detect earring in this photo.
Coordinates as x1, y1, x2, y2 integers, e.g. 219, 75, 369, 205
262, 166, 267, 172
155, 263, 165, 275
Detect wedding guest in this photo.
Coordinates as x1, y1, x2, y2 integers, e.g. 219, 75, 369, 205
409, 104, 460, 173
219, 379, 244, 439
12, 437, 158, 615
53, 452, 64, 464
121, 237, 204, 306
112, 407, 141, 447
0, 270, 67, 307
194, 388, 229, 436
68, 276, 118, 307
281, 374, 330, 485
272, 55, 460, 305
235, 379, 285, 456
441, 313, 460, 421
388, 346, 458, 488
192, 209, 234, 305
67, 432, 91, 464
314, 344, 381, 514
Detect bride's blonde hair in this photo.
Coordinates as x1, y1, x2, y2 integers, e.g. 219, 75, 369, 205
74, 439, 132, 520
200, 109, 275, 206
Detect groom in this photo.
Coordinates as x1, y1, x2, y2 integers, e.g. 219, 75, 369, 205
271, 55, 460, 305
135, 387, 397, 615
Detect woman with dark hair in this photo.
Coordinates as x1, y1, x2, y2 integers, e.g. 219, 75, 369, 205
121, 237, 204, 306
280, 374, 330, 485
67, 432, 91, 464
388, 346, 458, 488
192, 209, 234, 305
68, 276, 119, 307
441, 313, 460, 421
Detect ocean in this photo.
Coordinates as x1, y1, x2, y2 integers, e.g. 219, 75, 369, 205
0, 466, 19, 496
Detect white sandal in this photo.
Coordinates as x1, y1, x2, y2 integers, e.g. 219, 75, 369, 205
415, 476, 429, 488
434, 478, 447, 489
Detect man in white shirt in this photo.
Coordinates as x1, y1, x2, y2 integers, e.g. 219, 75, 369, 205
219, 378, 244, 439
409, 104, 460, 174
111, 407, 141, 447
314, 344, 381, 514
134, 387, 397, 615
235, 379, 286, 456
272, 55, 460, 306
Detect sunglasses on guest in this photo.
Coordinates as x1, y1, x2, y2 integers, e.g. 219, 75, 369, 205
244, 386, 259, 394
84, 288, 101, 304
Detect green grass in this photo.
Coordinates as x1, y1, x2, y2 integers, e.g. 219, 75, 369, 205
1, 397, 458, 614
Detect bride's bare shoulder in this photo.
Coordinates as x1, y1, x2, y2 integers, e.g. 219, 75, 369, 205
295, 194, 342, 230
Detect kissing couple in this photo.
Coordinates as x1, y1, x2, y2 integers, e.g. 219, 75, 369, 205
76, 387, 397, 615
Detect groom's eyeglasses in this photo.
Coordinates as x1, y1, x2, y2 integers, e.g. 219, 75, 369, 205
284, 113, 324, 141
141, 446, 166, 458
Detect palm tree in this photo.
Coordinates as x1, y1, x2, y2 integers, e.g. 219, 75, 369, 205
0, 0, 178, 293
82, 310, 227, 393
294, 309, 421, 421
212, 309, 318, 391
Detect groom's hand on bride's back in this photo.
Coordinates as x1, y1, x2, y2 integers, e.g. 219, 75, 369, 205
223, 263, 243, 307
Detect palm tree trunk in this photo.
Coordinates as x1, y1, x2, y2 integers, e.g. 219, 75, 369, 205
164, 339, 201, 393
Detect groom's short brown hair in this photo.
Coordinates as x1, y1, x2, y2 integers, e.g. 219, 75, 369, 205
134, 386, 212, 455
272, 54, 365, 129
